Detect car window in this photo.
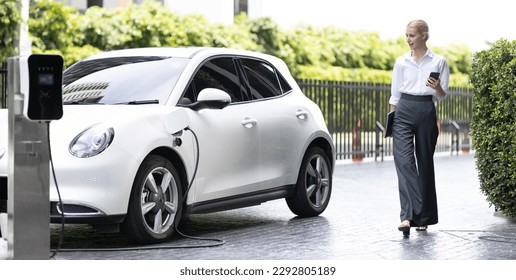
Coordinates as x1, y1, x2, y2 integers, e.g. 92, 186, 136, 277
63, 56, 168, 86
277, 72, 292, 94
241, 58, 292, 100
183, 57, 245, 104
62, 57, 189, 105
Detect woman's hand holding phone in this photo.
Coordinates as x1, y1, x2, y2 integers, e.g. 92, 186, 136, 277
426, 72, 440, 88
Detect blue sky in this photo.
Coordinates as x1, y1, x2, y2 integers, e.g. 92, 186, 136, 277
250, 0, 516, 51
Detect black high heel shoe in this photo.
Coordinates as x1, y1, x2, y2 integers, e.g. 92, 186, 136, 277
398, 220, 411, 236
398, 225, 410, 236
416, 226, 427, 232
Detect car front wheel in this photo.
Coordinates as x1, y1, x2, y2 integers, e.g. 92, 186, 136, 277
287, 146, 332, 217
121, 155, 183, 244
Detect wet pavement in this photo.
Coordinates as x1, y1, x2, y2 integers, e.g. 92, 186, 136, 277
47, 152, 516, 260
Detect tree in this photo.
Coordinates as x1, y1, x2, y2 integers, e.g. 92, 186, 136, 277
28, 0, 95, 66
0, 0, 21, 62
29, 0, 79, 52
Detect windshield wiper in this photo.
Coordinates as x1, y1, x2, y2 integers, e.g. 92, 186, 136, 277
115, 100, 160, 105
64, 98, 104, 105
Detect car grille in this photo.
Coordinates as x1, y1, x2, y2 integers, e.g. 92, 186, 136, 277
1, 179, 107, 216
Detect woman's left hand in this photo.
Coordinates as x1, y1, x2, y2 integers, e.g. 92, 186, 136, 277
426, 77, 440, 89
427, 77, 446, 98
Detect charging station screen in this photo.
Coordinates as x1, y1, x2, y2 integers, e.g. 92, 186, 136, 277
38, 73, 54, 86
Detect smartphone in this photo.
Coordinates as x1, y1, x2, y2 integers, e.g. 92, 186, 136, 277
429, 72, 440, 79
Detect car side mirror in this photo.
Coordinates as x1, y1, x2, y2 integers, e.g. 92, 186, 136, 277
188, 88, 231, 111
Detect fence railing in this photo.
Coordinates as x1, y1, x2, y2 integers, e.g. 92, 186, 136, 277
0, 67, 473, 162
298, 79, 473, 161
0, 63, 6, 109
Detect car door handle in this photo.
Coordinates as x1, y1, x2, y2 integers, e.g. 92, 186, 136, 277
241, 117, 257, 128
296, 110, 308, 120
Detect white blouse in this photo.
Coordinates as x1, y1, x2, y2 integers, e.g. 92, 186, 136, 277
389, 49, 450, 106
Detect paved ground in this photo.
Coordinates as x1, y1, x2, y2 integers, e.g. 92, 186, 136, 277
41, 152, 516, 261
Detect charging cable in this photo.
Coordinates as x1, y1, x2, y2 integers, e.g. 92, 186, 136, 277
48, 121, 65, 259
172, 126, 225, 247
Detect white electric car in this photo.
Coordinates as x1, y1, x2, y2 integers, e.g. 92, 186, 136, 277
0, 47, 335, 244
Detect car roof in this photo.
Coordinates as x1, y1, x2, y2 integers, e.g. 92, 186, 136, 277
84, 47, 275, 61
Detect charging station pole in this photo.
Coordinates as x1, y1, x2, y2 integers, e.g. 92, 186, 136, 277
6, 57, 50, 260
6, 51, 64, 260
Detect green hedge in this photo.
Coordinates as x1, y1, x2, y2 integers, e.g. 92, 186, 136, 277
296, 65, 472, 87
470, 39, 516, 218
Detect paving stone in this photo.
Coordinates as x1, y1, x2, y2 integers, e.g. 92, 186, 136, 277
49, 153, 516, 260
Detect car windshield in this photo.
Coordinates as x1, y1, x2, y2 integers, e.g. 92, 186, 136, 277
62, 56, 189, 105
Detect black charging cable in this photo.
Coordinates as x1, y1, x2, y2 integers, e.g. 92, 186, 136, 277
47, 121, 65, 259
172, 126, 225, 246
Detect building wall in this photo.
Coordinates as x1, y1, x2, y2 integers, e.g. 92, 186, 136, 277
164, 0, 234, 25
57, 0, 239, 25
59, 0, 154, 11
60, 0, 87, 11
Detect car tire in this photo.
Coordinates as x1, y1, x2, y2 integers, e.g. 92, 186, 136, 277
121, 155, 183, 244
286, 146, 332, 217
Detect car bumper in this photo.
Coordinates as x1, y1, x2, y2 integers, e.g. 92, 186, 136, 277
48, 144, 139, 221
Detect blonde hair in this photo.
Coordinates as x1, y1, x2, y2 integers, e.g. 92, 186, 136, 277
407, 20, 430, 41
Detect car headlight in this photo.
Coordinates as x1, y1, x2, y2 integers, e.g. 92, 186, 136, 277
69, 124, 115, 158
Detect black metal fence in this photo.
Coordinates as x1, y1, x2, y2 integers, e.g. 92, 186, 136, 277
0, 67, 472, 161
0, 63, 6, 109
298, 79, 473, 161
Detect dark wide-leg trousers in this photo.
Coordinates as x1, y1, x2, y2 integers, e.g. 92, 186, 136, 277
393, 93, 439, 227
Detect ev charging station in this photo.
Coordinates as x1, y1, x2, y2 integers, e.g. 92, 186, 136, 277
3, 54, 63, 259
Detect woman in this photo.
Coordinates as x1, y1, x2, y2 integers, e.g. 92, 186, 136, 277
389, 20, 450, 236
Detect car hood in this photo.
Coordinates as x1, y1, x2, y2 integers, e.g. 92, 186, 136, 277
51, 104, 189, 145
54, 105, 166, 130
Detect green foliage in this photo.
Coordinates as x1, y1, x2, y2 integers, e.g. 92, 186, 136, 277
296, 65, 393, 84
1, 0, 474, 83
29, 0, 79, 54
235, 14, 278, 53
449, 73, 471, 88
470, 39, 516, 218
0, 0, 20, 108
0, 0, 21, 62
433, 43, 473, 74
297, 65, 471, 87
75, 2, 260, 58
79, 6, 140, 50
61, 45, 101, 67
79, 2, 188, 50
205, 20, 259, 50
